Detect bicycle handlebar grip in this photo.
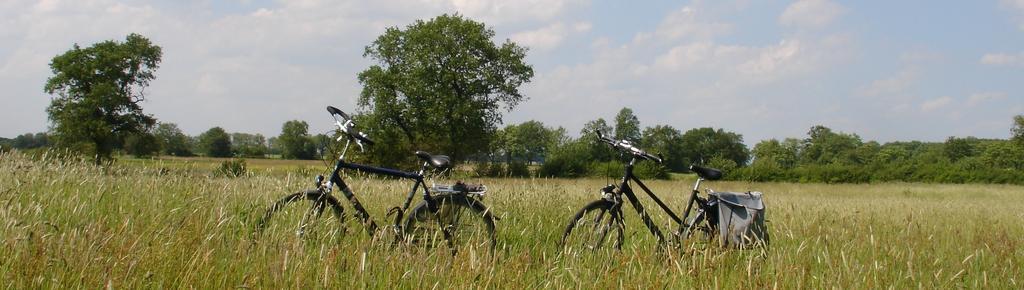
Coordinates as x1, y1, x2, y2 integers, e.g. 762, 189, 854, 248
354, 131, 375, 145
326, 106, 351, 120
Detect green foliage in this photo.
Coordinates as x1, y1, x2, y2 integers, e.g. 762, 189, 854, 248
613, 107, 641, 144
538, 139, 590, 178
633, 161, 670, 180
123, 132, 160, 158
217, 158, 247, 177
357, 14, 534, 163
800, 125, 863, 165
279, 120, 315, 160
680, 127, 750, 166
495, 121, 559, 164
640, 125, 685, 172
473, 161, 503, 177
579, 118, 615, 162
507, 161, 531, 177
43, 33, 162, 165
943, 136, 973, 162
751, 138, 798, 169
1013, 114, 1024, 145
5, 132, 50, 149
198, 127, 232, 157
231, 132, 268, 158
153, 123, 192, 156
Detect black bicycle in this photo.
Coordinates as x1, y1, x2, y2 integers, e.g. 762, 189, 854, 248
255, 106, 496, 252
559, 130, 726, 251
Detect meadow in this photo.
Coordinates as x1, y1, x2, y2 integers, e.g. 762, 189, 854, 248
1, 150, 1021, 288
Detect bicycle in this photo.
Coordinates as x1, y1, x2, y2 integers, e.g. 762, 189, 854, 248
559, 130, 728, 252
254, 106, 496, 253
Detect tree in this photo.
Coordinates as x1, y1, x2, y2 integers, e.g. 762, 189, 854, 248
124, 132, 160, 157
614, 108, 642, 144
231, 132, 268, 158
800, 125, 863, 165
43, 33, 162, 164
680, 127, 750, 167
580, 118, 615, 161
198, 127, 232, 157
357, 14, 534, 163
943, 136, 973, 162
641, 125, 686, 171
497, 120, 556, 164
279, 120, 314, 160
1013, 115, 1024, 145
10, 132, 50, 149
153, 123, 193, 156
751, 138, 798, 169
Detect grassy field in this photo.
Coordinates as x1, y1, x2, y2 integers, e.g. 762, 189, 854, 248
2, 151, 1022, 288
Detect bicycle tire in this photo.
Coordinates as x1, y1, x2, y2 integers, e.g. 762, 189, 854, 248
254, 189, 347, 241
559, 199, 624, 251
675, 210, 715, 250
403, 194, 496, 253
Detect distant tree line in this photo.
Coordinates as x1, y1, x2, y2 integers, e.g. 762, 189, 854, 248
729, 117, 1024, 184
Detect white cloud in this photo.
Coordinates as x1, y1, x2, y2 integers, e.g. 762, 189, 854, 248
980, 52, 1024, 66
779, 0, 844, 29
1001, 0, 1024, 30
444, 0, 585, 25
920, 96, 953, 112
966, 92, 1006, 106
634, 6, 732, 44
860, 69, 918, 97
510, 21, 591, 51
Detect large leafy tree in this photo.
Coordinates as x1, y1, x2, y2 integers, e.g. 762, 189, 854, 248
199, 127, 232, 158
357, 14, 534, 164
43, 33, 162, 164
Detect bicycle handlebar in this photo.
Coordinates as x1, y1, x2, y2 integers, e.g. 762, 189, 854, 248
327, 106, 375, 145
595, 130, 662, 163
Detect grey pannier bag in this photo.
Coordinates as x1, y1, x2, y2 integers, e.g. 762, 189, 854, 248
711, 191, 769, 248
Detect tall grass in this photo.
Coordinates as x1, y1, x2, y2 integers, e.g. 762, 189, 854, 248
1, 150, 1021, 288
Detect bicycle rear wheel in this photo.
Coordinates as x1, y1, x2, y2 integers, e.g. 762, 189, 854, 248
254, 189, 348, 243
403, 194, 496, 253
559, 199, 623, 252
675, 210, 716, 250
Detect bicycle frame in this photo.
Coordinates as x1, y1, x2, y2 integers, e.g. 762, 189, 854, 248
318, 139, 437, 236
608, 157, 709, 245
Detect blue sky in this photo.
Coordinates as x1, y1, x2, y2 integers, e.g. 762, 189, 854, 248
1, 0, 1022, 145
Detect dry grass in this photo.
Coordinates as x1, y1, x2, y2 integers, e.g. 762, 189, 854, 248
1, 151, 1021, 288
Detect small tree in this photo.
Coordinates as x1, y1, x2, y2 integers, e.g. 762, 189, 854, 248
153, 122, 193, 156
279, 120, 314, 160
199, 127, 232, 157
43, 33, 162, 164
614, 107, 641, 144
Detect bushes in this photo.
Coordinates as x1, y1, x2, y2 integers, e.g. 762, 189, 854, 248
218, 158, 247, 178
727, 162, 1024, 185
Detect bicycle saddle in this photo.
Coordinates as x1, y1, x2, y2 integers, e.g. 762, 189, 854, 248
690, 165, 723, 181
415, 151, 451, 168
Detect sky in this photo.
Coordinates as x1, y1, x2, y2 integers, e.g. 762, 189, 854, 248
1, 0, 1023, 145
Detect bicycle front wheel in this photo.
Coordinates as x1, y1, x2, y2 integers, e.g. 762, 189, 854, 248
559, 199, 623, 252
403, 194, 496, 253
254, 189, 347, 243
